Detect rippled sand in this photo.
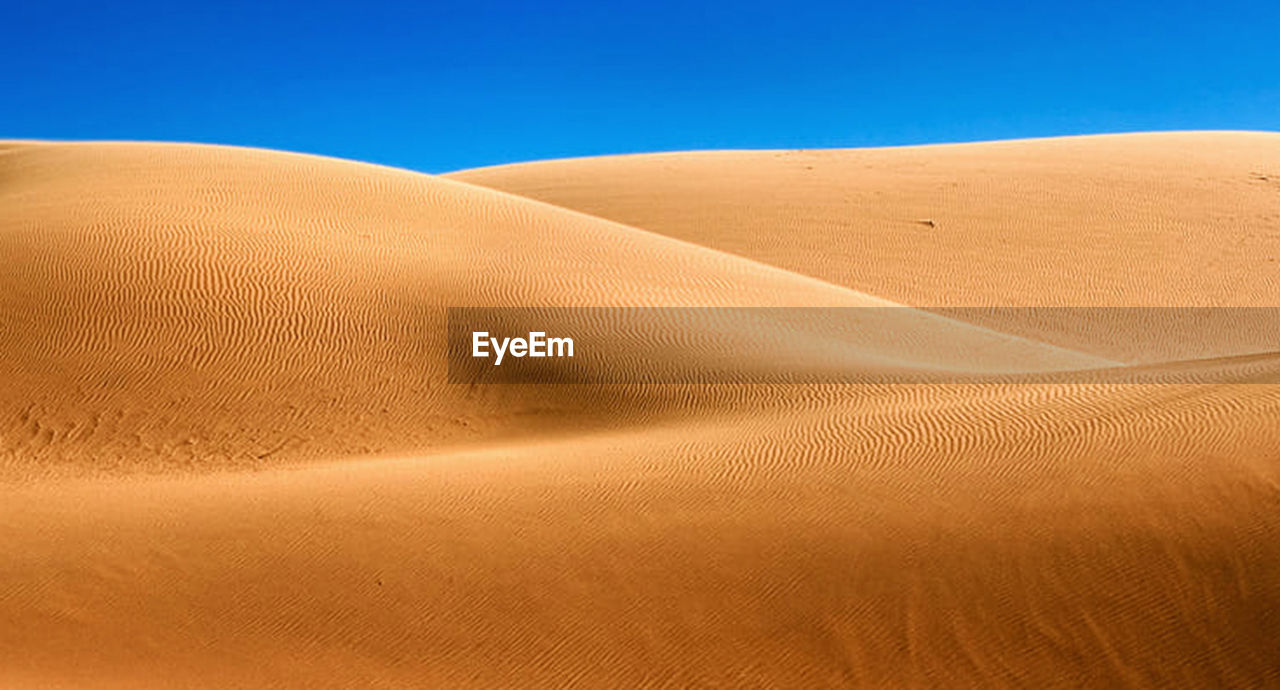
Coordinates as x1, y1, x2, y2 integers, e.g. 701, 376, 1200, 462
2, 134, 1278, 687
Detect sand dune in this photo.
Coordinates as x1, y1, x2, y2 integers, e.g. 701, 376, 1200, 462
0, 141, 1115, 477
2, 135, 1279, 687
450, 131, 1280, 361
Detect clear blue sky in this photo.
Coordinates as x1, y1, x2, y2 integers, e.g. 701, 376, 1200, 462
4, 0, 1277, 172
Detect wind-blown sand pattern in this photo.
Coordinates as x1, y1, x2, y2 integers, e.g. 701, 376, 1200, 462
2, 134, 1279, 687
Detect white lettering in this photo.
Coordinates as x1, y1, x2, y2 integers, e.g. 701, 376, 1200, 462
547, 336, 573, 358
491, 336, 509, 365
471, 331, 574, 365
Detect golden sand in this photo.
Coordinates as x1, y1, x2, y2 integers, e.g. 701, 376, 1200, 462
2, 134, 1278, 687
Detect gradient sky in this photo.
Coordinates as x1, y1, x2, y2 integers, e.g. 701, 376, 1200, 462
4, 0, 1277, 172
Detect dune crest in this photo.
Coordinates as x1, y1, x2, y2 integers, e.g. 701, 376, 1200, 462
1, 141, 1109, 477
2, 136, 1279, 687
450, 131, 1280, 360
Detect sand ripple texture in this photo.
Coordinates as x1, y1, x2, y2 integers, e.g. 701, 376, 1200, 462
2, 135, 1279, 688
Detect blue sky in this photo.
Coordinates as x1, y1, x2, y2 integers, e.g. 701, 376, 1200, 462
3, 0, 1277, 172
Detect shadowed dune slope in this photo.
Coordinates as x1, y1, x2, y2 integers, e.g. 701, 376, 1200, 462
1, 138, 1279, 688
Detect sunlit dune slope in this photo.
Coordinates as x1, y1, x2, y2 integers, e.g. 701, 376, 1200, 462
0, 142, 1108, 477
1, 137, 1279, 688
450, 132, 1280, 360
4, 377, 1280, 688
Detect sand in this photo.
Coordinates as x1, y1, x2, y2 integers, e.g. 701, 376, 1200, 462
2, 134, 1278, 687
